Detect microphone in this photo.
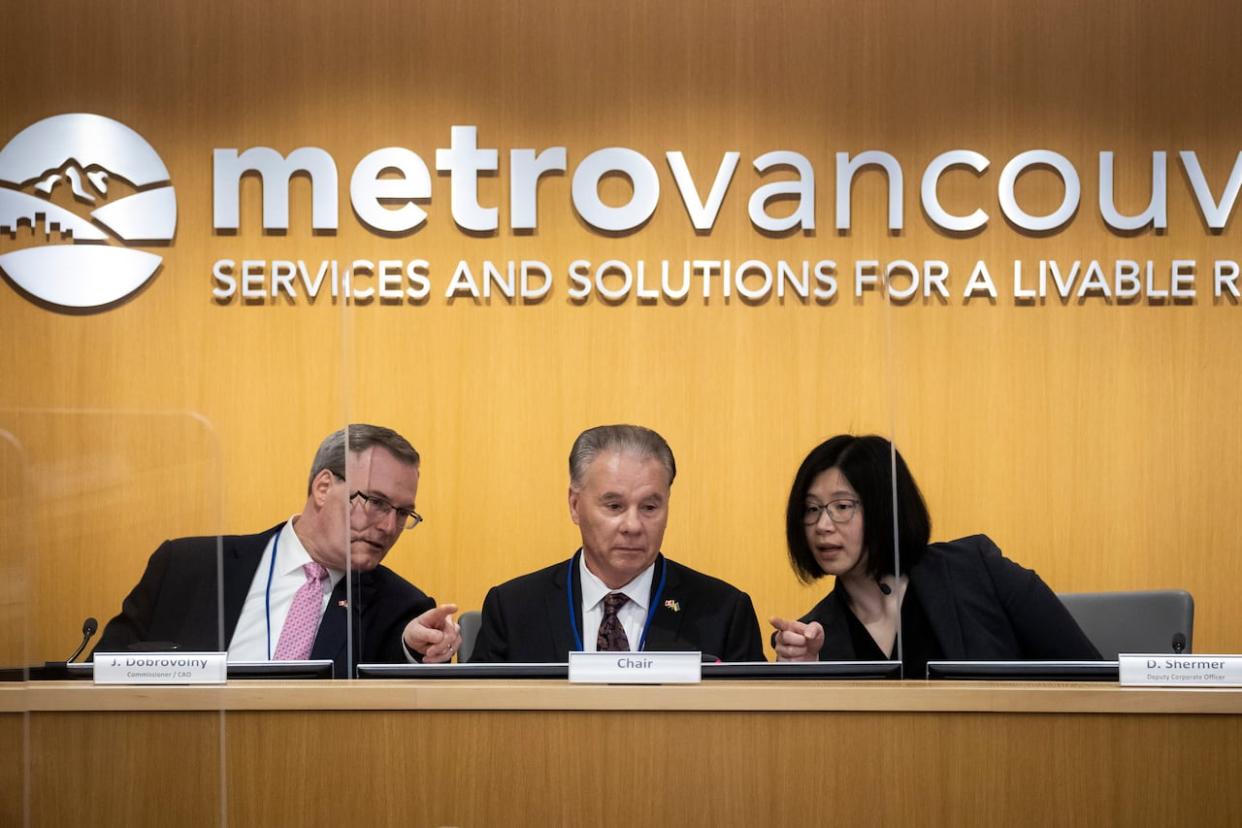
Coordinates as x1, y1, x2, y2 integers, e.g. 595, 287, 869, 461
66, 617, 98, 663
1172, 633, 1187, 654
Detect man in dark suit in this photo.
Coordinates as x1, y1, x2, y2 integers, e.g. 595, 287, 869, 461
94, 424, 461, 676
471, 424, 764, 663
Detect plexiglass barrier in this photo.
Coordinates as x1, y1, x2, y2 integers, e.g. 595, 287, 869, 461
0, 410, 224, 825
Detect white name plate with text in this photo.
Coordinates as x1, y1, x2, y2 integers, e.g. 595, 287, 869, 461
93, 652, 227, 685
1119, 654, 1242, 687
568, 651, 702, 684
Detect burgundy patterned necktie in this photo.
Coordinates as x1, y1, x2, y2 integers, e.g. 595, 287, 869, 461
596, 592, 632, 652
273, 562, 328, 660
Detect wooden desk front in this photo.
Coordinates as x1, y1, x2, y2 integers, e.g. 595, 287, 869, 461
4, 681, 1240, 827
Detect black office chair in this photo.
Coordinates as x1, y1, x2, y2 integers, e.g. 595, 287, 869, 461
1056, 590, 1194, 660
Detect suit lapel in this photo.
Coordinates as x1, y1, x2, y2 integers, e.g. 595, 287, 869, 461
909, 554, 965, 658
312, 572, 374, 674
542, 552, 581, 659
642, 556, 687, 652
222, 527, 278, 643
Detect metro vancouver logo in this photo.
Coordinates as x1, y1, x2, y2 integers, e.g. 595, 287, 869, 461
0, 113, 176, 309
4, 116, 1241, 310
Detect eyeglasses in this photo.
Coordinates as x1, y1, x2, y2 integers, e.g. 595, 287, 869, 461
803, 498, 860, 525
350, 490, 423, 530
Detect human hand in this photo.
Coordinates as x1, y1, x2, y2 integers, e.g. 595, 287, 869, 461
403, 603, 460, 663
769, 617, 825, 662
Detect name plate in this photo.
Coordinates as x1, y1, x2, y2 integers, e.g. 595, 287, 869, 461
93, 652, 227, 685
1119, 654, 1242, 687
568, 651, 702, 684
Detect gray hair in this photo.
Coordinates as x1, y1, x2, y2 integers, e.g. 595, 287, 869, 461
568, 424, 676, 489
307, 424, 420, 493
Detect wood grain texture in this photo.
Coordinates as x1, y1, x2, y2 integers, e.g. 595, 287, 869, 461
8, 702, 1241, 827
10, 679, 1242, 715
1, 0, 1240, 663
27, 711, 223, 828
0, 713, 26, 827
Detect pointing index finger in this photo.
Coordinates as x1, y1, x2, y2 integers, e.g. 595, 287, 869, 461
421, 603, 458, 628
769, 616, 794, 632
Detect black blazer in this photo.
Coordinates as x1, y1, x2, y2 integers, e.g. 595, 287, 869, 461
802, 534, 1101, 662
93, 524, 435, 677
470, 552, 765, 663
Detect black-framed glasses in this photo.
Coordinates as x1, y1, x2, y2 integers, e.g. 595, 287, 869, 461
803, 498, 860, 525
350, 490, 423, 530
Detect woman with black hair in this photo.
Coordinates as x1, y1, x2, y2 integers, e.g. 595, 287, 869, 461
769, 435, 1100, 673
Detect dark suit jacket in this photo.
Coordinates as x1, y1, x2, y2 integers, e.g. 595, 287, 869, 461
470, 552, 765, 663
93, 524, 435, 677
802, 534, 1101, 662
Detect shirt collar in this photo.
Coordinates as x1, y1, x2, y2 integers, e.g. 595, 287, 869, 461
282, 517, 346, 590
578, 550, 655, 613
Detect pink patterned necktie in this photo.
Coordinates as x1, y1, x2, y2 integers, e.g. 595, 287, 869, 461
273, 562, 329, 660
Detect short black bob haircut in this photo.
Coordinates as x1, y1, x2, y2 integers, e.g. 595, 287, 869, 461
785, 435, 932, 584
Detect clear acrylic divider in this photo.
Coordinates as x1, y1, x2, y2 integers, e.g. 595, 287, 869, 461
0, 424, 31, 825
0, 409, 224, 826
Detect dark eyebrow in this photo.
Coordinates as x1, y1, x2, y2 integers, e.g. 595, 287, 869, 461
806, 497, 854, 509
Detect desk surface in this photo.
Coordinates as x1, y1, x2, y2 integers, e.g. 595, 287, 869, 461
6, 678, 1242, 713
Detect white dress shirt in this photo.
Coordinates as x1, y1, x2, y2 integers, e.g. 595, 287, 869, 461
579, 552, 655, 652
228, 517, 344, 661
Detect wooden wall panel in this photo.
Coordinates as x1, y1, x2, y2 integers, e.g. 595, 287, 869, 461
15, 706, 1242, 827
0, 714, 24, 826
1, 0, 1239, 660
28, 711, 221, 827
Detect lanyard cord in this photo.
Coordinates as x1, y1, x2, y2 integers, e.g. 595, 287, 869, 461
263, 526, 282, 660
565, 550, 667, 652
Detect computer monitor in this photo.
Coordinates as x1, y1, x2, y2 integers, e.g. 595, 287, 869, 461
356, 660, 902, 680
924, 660, 1119, 681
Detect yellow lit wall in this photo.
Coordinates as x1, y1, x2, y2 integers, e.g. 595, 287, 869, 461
3, 0, 1240, 662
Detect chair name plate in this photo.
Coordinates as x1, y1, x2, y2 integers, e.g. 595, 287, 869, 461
568, 651, 702, 684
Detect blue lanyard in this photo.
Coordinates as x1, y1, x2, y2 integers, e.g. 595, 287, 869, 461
565, 550, 667, 652
263, 525, 283, 660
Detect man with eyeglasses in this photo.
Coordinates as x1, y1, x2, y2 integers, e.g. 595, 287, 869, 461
95, 424, 461, 675
470, 424, 764, 663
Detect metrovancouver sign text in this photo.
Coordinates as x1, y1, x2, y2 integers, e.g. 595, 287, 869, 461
207, 125, 1242, 304
213, 125, 1241, 235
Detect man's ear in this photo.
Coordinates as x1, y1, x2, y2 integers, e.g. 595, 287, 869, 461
310, 468, 337, 506
567, 486, 581, 526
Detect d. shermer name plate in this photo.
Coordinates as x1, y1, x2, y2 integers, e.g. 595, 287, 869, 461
93, 652, 227, 685
1119, 654, 1242, 687
568, 651, 702, 684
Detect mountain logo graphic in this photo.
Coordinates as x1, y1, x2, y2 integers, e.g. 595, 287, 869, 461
0, 113, 176, 309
